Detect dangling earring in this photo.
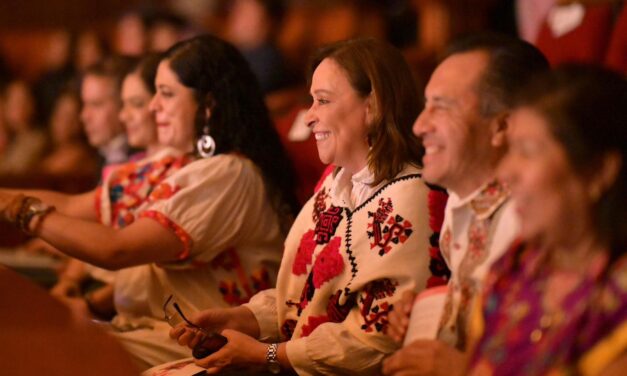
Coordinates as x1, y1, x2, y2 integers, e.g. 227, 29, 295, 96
196, 124, 216, 158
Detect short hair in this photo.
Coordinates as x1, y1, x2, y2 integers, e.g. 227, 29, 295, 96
83, 55, 138, 96
308, 38, 423, 186
162, 34, 300, 229
515, 65, 627, 258
444, 33, 549, 117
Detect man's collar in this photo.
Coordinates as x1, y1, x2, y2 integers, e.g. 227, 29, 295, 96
448, 180, 510, 220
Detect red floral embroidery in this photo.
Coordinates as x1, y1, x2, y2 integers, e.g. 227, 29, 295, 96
218, 280, 249, 306
212, 248, 270, 305
300, 315, 330, 337
312, 236, 343, 288
149, 182, 181, 201
367, 198, 413, 256
140, 210, 192, 260
292, 230, 316, 275
326, 289, 356, 322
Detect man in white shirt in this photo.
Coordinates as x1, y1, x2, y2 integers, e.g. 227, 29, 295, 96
383, 34, 549, 376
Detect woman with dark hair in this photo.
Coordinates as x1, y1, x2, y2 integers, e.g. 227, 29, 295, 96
467, 65, 627, 375
169, 38, 434, 375
0, 35, 298, 370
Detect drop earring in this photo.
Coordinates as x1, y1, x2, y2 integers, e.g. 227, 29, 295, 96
196, 124, 216, 158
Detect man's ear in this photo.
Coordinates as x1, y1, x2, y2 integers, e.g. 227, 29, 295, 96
490, 112, 510, 148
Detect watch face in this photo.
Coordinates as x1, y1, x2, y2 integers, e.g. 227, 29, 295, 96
268, 362, 281, 374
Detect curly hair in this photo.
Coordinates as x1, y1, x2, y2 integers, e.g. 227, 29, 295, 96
162, 35, 300, 231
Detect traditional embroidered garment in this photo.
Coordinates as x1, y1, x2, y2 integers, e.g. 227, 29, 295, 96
96, 147, 193, 229
468, 243, 627, 376
246, 165, 433, 375
437, 180, 519, 350
109, 154, 284, 370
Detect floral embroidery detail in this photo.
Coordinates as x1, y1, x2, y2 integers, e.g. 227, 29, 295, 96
101, 154, 192, 228
288, 236, 344, 315
149, 182, 181, 202
300, 315, 330, 337
312, 237, 344, 288
212, 248, 269, 305
314, 205, 343, 244
218, 280, 249, 306
292, 230, 316, 275
140, 210, 192, 260
470, 180, 508, 218
440, 227, 452, 261
359, 278, 398, 333
367, 198, 413, 256
312, 187, 329, 223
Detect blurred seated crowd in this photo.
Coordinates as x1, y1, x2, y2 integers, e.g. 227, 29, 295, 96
0, 0, 625, 375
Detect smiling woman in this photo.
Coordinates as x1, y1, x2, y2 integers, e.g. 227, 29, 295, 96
168, 38, 437, 375
0, 35, 300, 370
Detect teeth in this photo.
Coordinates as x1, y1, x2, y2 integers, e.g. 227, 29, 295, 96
425, 146, 440, 155
315, 132, 330, 141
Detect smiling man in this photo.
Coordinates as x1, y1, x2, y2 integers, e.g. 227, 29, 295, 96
383, 34, 549, 376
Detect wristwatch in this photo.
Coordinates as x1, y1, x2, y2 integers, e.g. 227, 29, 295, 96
266, 343, 281, 374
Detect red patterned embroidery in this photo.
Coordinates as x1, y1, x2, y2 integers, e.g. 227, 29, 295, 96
359, 278, 398, 333
314, 205, 343, 244
212, 248, 270, 305
288, 236, 344, 315
367, 198, 413, 256
149, 182, 181, 201
300, 315, 330, 337
292, 230, 316, 275
312, 188, 329, 223
140, 210, 192, 260
440, 227, 451, 261
326, 289, 356, 322
312, 237, 343, 288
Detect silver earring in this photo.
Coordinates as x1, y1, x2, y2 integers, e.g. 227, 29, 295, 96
196, 125, 216, 158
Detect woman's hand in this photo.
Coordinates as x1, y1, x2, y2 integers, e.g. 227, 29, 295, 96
0, 191, 24, 223
194, 329, 267, 374
169, 305, 261, 348
386, 290, 416, 343
381, 340, 465, 376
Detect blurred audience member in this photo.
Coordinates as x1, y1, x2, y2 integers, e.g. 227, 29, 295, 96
468, 65, 627, 376
225, 0, 291, 94
0, 80, 47, 174
40, 89, 99, 176
148, 10, 189, 52
80, 56, 135, 170
114, 11, 148, 57
75, 30, 108, 72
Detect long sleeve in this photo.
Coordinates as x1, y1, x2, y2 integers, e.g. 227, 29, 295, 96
275, 166, 432, 375
244, 288, 281, 342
